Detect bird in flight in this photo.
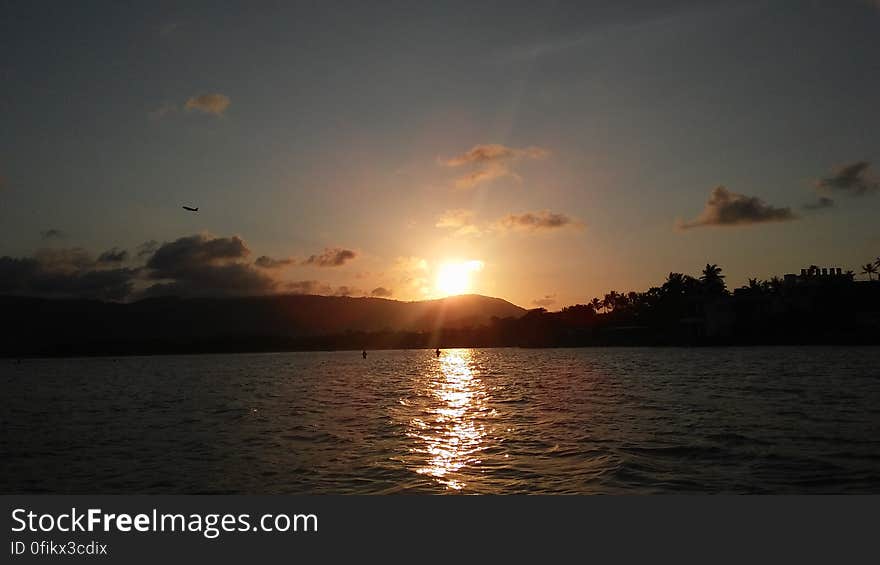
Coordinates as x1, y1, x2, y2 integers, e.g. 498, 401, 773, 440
182, 206, 199, 212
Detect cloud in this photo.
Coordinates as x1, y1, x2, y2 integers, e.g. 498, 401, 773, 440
496, 210, 583, 231
452, 167, 513, 189
0, 233, 365, 301
678, 186, 797, 229
436, 209, 582, 236
40, 229, 64, 240
149, 103, 177, 120
97, 248, 128, 264
255, 255, 294, 269
143, 234, 276, 297
532, 294, 556, 307
392, 256, 431, 297
0, 249, 137, 301
804, 196, 835, 211
436, 209, 481, 236
333, 285, 360, 297
286, 280, 332, 295
136, 240, 159, 259
32, 247, 95, 272
442, 144, 548, 166
816, 161, 878, 197
184, 93, 231, 116
303, 247, 357, 267
371, 286, 393, 298
441, 143, 549, 189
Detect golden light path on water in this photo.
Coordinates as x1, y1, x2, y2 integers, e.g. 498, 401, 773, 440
410, 349, 488, 490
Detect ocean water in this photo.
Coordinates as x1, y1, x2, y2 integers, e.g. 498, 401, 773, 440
2, 347, 879, 494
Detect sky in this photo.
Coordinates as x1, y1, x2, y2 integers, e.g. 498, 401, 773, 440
1, 0, 879, 308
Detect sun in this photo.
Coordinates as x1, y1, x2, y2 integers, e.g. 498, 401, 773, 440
436, 260, 484, 296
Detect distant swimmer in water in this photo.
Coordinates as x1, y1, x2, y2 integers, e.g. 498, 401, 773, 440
362, 350, 367, 359
435, 348, 441, 357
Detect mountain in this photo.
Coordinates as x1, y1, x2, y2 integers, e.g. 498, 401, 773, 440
0, 293, 527, 356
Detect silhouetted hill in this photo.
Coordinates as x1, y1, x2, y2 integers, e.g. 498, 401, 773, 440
0, 293, 526, 356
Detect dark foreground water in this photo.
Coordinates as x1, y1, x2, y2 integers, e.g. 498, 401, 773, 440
2, 347, 879, 494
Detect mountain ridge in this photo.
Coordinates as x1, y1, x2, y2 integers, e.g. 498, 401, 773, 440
0, 293, 527, 356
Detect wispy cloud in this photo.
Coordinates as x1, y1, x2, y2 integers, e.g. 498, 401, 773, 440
285, 280, 360, 297
440, 143, 549, 189
303, 248, 357, 267
678, 186, 797, 229
149, 102, 178, 120
435, 209, 481, 236
97, 248, 128, 264
136, 240, 159, 259
817, 161, 878, 197
255, 255, 294, 269
532, 294, 556, 307
184, 93, 231, 116
371, 286, 393, 298
803, 196, 835, 211
392, 256, 431, 297
495, 210, 583, 232
40, 229, 65, 240
286, 280, 331, 295
436, 209, 583, 236
803, 161, 878, 211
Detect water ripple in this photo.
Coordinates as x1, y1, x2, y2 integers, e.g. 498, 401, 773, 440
1, 346, 879, 493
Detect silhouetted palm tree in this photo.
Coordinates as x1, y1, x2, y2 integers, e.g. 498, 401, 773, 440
589, 297, 602, 313
662, 272, 689, 297
862, 263, 877, 281
603, 291, 620, 313
874, 256, 880, 270
700, 264, 727, 295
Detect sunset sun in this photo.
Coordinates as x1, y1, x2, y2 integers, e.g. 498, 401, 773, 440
436, 260, 484, 296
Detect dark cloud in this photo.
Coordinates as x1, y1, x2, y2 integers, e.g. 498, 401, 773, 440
816, 161, 878, 197
1, 233, 365, 301
184, 93, 230, 116
40, 229, 64, 240
143, 234, 277, 297
804, 196, 835, 211
97, 248, 128, 264
286, 280, 332, 295
255, 255, 294, 269
147, 234, 248, 273
497, 210, 582, 231
136, 240, 159, 259
678, 186, 797, 229
0, 249, 136, 301
532, 294, 556, 307
284, 280, 359, 297
33, 247, 95, 271
371, 286, 393, 298
333, 286, 359, 297
303, 247, 357, 267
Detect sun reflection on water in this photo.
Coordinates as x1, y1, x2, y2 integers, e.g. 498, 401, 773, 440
410, 349, 488, 490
